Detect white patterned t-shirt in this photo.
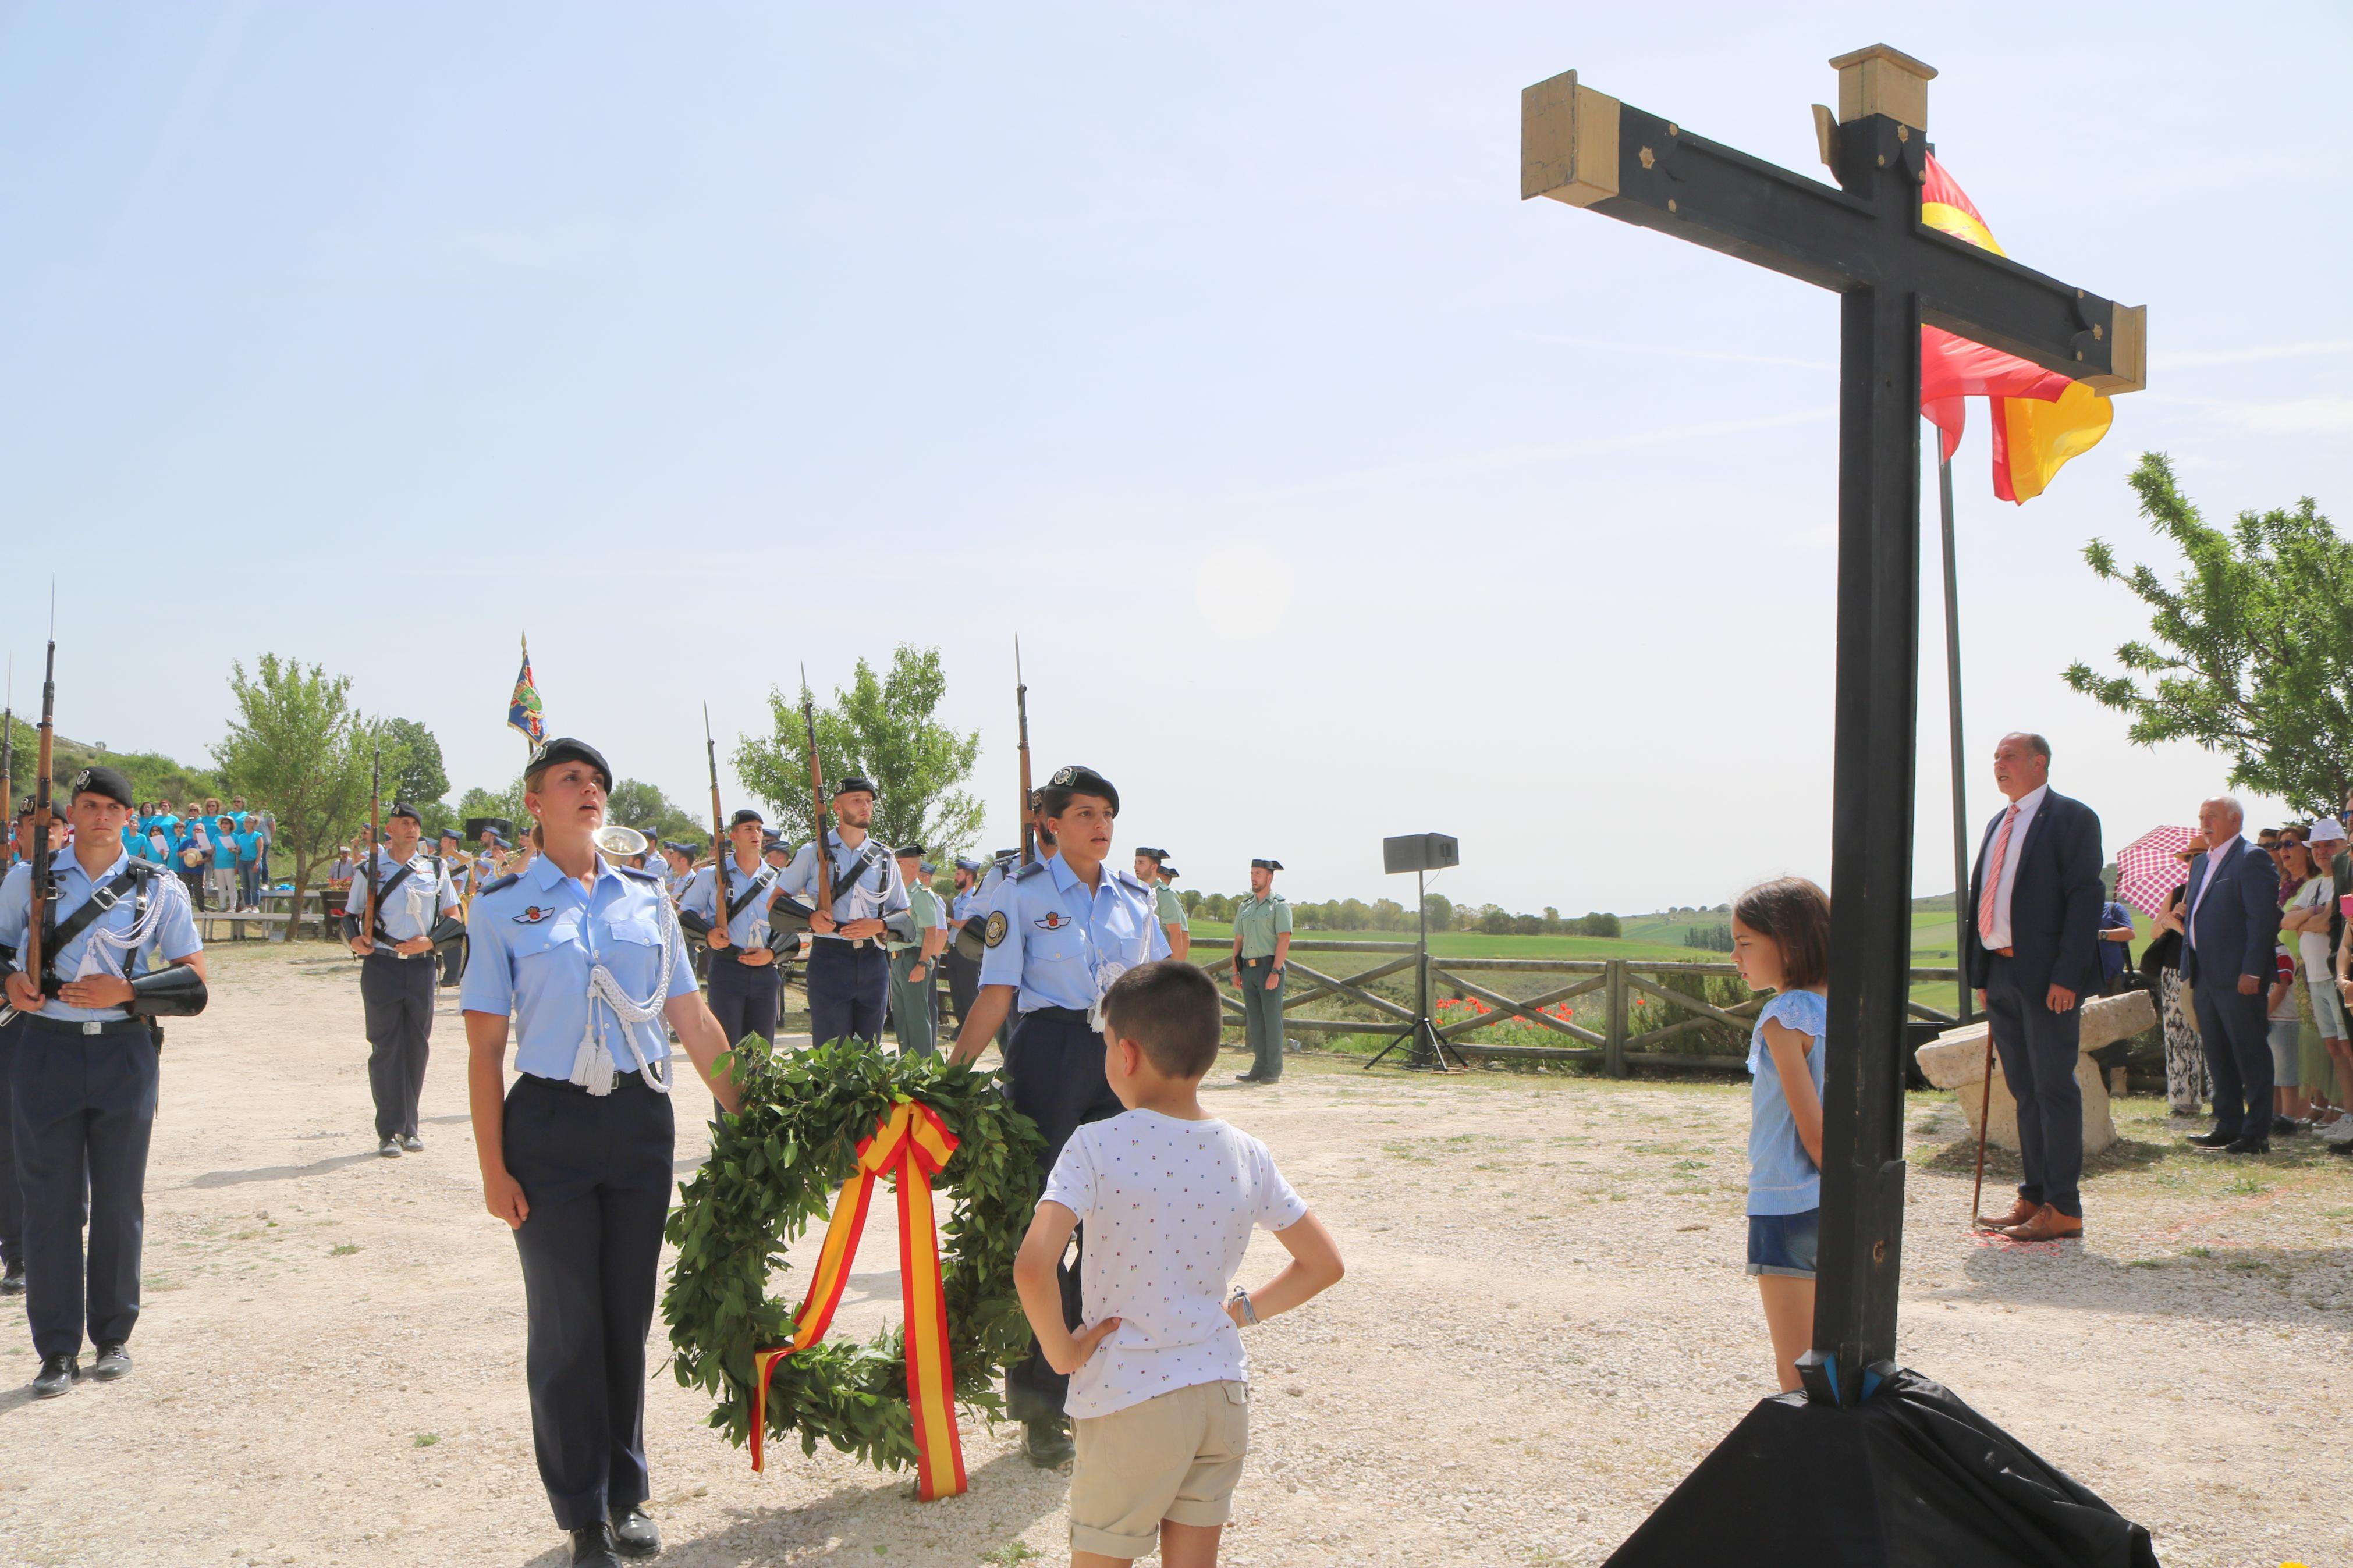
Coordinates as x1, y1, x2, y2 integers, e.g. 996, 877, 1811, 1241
1041, 1108, 1308, 1419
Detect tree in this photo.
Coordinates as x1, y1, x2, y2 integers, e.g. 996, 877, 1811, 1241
733, 646, 984, 858
1421, 893, 1453, 931
606, 778, 704, 845
454, 778, 528, 836
375, 717, 450, 817
211, 656, 370, 929
2067, 452, 2353, 815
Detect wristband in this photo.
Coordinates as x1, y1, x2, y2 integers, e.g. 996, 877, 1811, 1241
1229, 1286, 1257, 1326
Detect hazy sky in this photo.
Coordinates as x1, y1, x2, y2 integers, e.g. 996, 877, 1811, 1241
4, 4, 2347, 913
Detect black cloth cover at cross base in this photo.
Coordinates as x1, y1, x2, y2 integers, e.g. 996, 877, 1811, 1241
1604, 1369, 2159, 1568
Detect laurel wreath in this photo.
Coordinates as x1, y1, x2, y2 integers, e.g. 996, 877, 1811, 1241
663, 1034, 1045, 1473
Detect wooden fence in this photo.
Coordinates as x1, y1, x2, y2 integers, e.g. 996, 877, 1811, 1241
1192, 939, 1962, 1076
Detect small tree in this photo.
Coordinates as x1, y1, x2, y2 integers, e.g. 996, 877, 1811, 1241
376, 717, 450, 817
606, 778, 704, 844
454, 778, 528, 837
733, 646, 983, 858
211, 656, 369, 930
2067, 452, 2353, 815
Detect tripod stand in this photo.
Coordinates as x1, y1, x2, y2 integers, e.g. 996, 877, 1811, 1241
1364, 866, 1464, 1071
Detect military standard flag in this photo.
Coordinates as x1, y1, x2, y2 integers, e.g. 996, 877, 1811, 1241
508, 636, 545, 744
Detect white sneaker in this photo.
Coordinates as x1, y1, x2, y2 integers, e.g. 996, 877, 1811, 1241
2320, 1117, 2353, 1146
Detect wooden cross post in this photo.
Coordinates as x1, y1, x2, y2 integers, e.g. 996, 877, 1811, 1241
1524, 46, 2144, 1405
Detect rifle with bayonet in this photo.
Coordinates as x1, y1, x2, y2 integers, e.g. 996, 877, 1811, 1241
10, 636, 56, 1016
1016, 637, 1035, 869
801, 669, 835, 931
356, 734, 382, 952
2, 655, 13, 851
677, 704, 727, 952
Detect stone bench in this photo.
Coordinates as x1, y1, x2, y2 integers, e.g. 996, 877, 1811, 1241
1912, 989, 2155, 1158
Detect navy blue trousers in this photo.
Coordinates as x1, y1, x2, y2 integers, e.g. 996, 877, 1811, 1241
360, 952, 435, 1142
0, 1013, 23, 1268
504, 1071, 675, 1530
1983, 956, 2087, 1218
1000, 1006, 1124, 1421
705, 955, 780, 1048
11, 1018, 157, 1360
2193, 975, 2273, 1141
806, 938, 888, 1046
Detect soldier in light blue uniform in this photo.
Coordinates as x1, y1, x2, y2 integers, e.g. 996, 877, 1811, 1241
1, 765, 208, 1400
676, 808, 793, 1048
942, 855, 987, 1026
345, 803, 463, 1155
947, 763, 1167, 1467
778, 776, 909, 1044
460, 738, 740, 1568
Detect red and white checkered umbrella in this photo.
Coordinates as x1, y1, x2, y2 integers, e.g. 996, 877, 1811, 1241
2115, 824, 2194, 917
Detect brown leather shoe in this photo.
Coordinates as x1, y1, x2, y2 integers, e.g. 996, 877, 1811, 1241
1997, 1204, 2084, 1242
1974, 1196, 2039, 1232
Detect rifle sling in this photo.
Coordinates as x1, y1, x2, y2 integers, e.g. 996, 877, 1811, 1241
38, 866, 150, 988
726, 863, 779, 923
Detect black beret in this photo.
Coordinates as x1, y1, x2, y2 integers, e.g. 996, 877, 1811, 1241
17, 793, 54, 819
728, 808, 765, 828
388, 802, 423, 824
832, 776, 878, 799
954, 855, 984, 872
436, 825, 462, 840
1043, 763, 1119, 816
526, 737, 613, 792
69, 765, 134, 808
1252, 858, 1284, 872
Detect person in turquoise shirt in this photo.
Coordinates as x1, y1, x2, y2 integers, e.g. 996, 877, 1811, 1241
1229, 858, 1293, 1083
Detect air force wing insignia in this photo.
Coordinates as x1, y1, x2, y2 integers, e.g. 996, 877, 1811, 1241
983, 911, 1009, 948
513, 905, 552, 925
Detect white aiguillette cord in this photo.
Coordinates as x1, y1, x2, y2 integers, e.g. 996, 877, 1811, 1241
572, 872, 681, 1097
1085, 877, 1151, 1033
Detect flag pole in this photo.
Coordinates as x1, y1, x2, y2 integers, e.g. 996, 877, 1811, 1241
1938, 452, 1972, 1026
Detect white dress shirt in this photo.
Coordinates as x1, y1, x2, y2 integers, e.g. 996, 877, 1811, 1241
1980, 784, 2048, 951
2186, 831, 2242, 950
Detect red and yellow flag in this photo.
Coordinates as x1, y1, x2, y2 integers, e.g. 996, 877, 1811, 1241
749, 1099, 967, 1499
1918, 155, 2113, 503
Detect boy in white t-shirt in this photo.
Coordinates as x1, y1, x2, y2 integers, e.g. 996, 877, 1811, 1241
1013, 961, 1343, 1568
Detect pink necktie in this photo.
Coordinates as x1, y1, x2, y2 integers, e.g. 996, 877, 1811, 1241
1978, 804, 2020, 941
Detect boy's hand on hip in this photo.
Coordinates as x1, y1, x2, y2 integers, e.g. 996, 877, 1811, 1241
1048, 1316, 1121, 1376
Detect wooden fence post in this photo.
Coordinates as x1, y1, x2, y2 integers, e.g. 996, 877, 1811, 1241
1605, 959, 1628, 1078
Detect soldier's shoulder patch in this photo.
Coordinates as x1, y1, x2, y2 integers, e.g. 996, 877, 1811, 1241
1014, 860, 1047, 881
983, 911, 1010, 948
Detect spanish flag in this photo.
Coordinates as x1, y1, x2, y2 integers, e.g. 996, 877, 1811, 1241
1918, 155, 2113, 503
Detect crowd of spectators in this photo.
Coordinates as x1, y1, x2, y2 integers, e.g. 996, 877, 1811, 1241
2139, 788, 2353, 1154
121, 795, 273, 913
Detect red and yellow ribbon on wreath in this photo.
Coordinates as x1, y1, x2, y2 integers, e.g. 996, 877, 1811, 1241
749, 1098, 967, 1500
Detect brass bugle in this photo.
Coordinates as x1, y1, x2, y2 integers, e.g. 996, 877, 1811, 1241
595, 823, 650, 860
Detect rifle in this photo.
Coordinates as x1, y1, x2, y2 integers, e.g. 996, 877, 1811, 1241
703, 703, 730, 942
23, 621, 55, 998
800, 665, 834, 920
363, 733, 381, 950
1015, 637, 1035, 867
2, 653, 13, 846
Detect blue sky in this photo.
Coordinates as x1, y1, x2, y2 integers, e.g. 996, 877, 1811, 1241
3, 3, 2347, 913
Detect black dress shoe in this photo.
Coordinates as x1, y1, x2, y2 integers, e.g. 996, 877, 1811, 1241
2272, 1115, 2302, 1136
1023, 1414, 1075, 1469
568, 1524, 623, 1568
2187, 1130, 2239, 1148
609, 1503, 660, 1559
31, 1354, 79, 1398
2223, 1135, 2272, 1155
89, 1342, 132, 1381
0, 1258, 23, 1295
1234, 1072, 1262, 1083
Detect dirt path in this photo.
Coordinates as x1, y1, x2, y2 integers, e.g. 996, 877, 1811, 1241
1, 944, 2347, 1566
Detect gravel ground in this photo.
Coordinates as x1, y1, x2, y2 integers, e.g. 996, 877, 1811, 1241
1, 943, 2347, 1566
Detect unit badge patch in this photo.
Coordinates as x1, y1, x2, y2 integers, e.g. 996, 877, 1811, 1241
983, 911, 1009, 948
513, 906, 552, 925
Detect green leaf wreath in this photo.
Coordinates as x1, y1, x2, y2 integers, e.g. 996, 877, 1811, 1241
663, 1034, 1044, 1471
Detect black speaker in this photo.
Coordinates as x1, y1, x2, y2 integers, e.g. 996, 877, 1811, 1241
1383, 833, 1460, 874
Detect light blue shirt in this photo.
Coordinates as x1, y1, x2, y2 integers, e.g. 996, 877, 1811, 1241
678, 855, 789, 949
346, 849, 460, 947
0, 848, 203, 1022
977, 854, 1170, 1014
950, 884, 981, 924
1747, 989, 1828, 1216
461, 855, 696, 1081
779, 830, 910, 941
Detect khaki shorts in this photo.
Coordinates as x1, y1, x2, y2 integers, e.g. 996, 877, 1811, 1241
1069, 1381, 1250, 1558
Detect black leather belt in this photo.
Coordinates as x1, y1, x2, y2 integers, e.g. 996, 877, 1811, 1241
23, 1015, 152, 1038
1021, 1005, 1092, 1024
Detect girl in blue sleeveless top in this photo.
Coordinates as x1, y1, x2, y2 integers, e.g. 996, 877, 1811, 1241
1730, 877, 1830, 1393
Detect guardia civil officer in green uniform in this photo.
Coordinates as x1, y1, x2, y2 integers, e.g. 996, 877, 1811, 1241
949, 765, 1167, 1467
1230, 858, 1292, 1083
345, 803, 463, 1156
1, 765, 208, 1399
1133, 847, 1190, 961
885, 845, 948, 1055
463, 738, 742, 1568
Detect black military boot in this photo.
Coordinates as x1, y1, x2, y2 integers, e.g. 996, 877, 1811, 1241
1023, 1414, 1074, 1469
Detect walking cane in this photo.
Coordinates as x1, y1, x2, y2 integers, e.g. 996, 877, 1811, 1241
1969, 1031, 1996, 1226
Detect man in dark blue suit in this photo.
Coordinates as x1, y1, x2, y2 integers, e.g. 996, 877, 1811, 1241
1962, 733, 2104, 1242
2180, 795, 2284, 1154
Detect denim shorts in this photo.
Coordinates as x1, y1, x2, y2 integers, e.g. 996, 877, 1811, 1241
1746, 1208, 1819, 1278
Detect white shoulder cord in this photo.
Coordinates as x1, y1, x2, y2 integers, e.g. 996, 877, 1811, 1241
1086, 878, 1152, 1033
570, 877, 681, 1097
74, 873, 183, 980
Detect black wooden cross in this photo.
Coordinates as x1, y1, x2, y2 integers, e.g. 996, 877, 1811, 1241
1523, 46, 2144, 1405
